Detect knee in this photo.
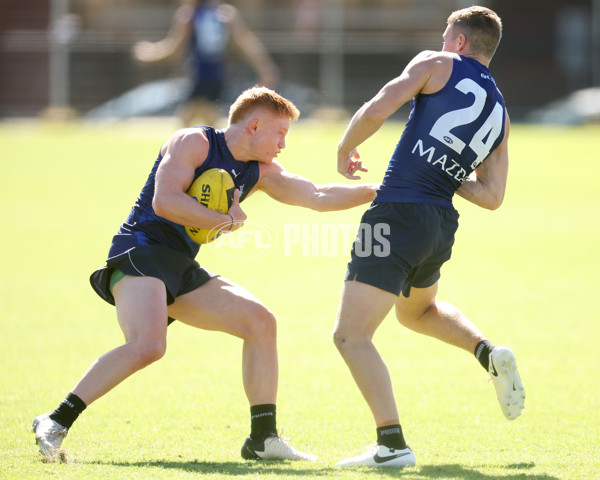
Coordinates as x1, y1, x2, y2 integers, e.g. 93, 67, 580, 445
245, 306, 277, 341
333, 325, 363, 355
332, 328, 346, 352
129, 337, 167, 369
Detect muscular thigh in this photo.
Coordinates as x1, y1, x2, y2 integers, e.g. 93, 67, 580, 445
113, 275, 169, 341
395, 282, 438, 323
167, 276, 272, 338
336, 280, 398, 337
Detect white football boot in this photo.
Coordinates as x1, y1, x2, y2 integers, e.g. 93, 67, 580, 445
32, 413, 68, 458
335, 444, 416, 468
488, 346, 526, 420
241, 433, 316, 461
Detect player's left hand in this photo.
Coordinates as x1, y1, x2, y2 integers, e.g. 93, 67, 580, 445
338, 148, 368, 180
226, 189, 246, 233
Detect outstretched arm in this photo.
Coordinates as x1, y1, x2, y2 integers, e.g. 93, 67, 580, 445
256, 161, 377, 212
132, 5, 192, 63
225, 4, 279, 88
337, 51, 451, 179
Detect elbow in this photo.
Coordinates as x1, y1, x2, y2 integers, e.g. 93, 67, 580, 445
306, 190, 332, 212
152, 195, 169, 218
477, 181, 506, 210
490, 187, 506, 210
484, 193, 504, 210
312, 196, 338, 212
311, 201, 331, 213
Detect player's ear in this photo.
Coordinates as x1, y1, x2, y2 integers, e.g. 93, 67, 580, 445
247, 118, 259, 135
457, 33, 467, 50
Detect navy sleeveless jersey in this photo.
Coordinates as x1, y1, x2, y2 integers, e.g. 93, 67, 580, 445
189, 3, 228, 82
375, 55, 506, 208
107, 127, 259, 260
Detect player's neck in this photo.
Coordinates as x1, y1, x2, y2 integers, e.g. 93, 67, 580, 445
222, 125, 254, 162
462, 52, 490, 68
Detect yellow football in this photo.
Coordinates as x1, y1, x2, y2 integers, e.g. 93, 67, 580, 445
185, 168, 235, 244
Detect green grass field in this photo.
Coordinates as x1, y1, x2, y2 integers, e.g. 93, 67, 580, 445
1, 120, 598, 479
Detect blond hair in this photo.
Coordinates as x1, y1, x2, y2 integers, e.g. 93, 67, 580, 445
228, 87, 300, 125
447, 6, 503, 59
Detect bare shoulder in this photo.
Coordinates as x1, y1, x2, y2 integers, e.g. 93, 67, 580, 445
402, 50, 455, 82
412, 50, 440, 61
161, 128, 210, 167
409, 50, 455, 70
409, 51, 456, 94
164, 127, 209, 149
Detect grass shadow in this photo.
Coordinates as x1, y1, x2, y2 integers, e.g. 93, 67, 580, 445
84, 459, 336, 476
376, 462, 560, 480
82, 459, 561, 479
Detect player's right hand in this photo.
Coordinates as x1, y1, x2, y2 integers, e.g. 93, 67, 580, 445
338, 148, 368, 180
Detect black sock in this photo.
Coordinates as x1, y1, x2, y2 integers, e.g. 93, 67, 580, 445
49, 392, 86, 430
250, 404, 277, 441
376, 424, 407, 450
474, 339, 495, 371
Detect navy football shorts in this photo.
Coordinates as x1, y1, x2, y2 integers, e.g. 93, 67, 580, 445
90, 244, 218, 323
345, 202, 459, 297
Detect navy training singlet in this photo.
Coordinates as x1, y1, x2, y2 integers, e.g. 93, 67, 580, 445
107, 127, 260, 260
189, 3, 229, 82
375, 54, 506, 208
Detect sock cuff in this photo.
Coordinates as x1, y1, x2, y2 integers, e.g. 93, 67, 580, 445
66, 392, 87, 412
250, 404, 277, 440
49, 392, 87, 430
474, 339, 492, 358
377, 424, 402, 435
250, 404, 276, 418
376, 424, 406, 449
474, 339, 494, 372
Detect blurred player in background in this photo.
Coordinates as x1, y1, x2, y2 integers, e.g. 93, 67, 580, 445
333, 6, 525, 468
32, 87, 377, 462
133, 0, 279, 126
